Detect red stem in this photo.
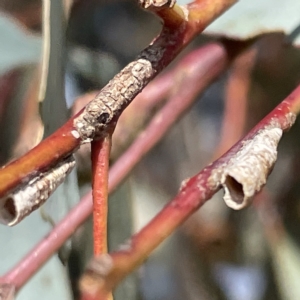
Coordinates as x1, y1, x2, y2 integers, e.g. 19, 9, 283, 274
91, 136, 111, 256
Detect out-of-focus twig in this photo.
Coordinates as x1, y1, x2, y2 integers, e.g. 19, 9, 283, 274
111, 70, 174, 159
182, 43, 258, 262
214, 47, 258, 158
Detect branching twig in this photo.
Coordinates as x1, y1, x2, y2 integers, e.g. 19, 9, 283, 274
0, 41, 231, 291
0, 0, 236, 215
79, 84, 300, 299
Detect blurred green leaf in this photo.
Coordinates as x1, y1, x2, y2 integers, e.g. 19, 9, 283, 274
270, 232, 300, 300
0, 14, 41, 76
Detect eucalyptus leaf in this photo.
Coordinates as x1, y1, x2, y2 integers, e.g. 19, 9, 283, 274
39, 0, 68, 136
204, 0, 300, 45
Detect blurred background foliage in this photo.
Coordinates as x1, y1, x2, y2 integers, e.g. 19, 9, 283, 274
0, 0, 300, 299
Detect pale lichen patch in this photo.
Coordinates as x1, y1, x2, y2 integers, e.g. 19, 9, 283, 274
71, 130, 80, 139
118, 239, 133, 252
87, 254, 114, 277
283, 111, 296, 129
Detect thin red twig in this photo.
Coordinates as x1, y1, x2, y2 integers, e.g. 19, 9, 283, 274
91, 136, 111, 256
